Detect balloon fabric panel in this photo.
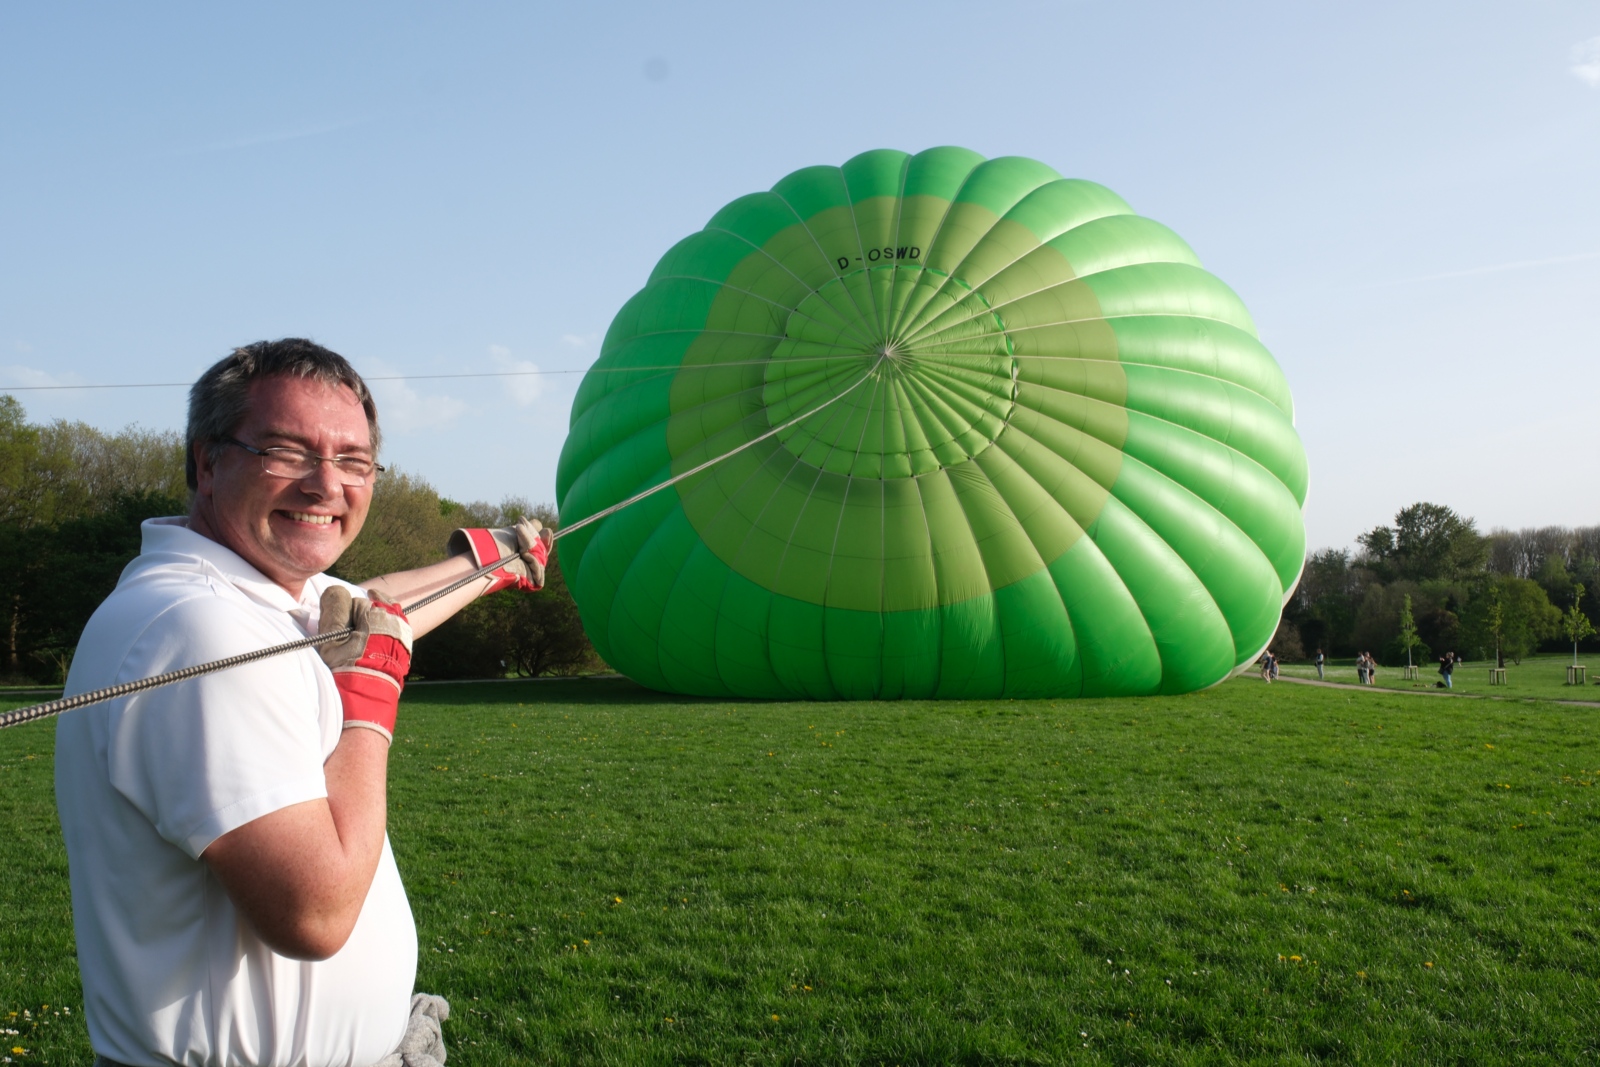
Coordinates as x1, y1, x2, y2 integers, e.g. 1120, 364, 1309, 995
555, 147, 1308, 699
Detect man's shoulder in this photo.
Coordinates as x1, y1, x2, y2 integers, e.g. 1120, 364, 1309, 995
71, 563, 291, 691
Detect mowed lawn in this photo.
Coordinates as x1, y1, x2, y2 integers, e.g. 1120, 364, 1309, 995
4, 677, 1600, 1064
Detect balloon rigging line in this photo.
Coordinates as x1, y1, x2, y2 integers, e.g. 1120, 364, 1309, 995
558, 358, 880, 537
0, 359, 883, 732
767, 188, 886, 343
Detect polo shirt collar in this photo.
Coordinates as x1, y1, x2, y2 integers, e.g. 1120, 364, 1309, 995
141, 517, 321, 614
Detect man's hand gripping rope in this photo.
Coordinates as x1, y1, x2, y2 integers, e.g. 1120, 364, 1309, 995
317, 588, 413, 743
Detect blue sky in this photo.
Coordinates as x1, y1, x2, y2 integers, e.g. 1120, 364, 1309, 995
3, 2, 1597, 552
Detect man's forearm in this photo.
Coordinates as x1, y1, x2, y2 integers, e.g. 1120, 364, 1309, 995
360, 556, 494, 638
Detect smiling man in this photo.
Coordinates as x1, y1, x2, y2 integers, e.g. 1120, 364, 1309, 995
54, 339, 546, 1067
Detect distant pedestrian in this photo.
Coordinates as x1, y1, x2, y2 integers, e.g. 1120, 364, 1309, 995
1439, 651, 1455, 689
1366, 652, 1378, 685
1260, 648, 1276, 683
1356, 652, 1369, 685
1314, 648, 1325, 681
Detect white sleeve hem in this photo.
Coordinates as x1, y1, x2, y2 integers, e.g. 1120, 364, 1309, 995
180, 774, 329, 859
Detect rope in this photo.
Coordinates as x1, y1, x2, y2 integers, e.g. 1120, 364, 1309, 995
0, 359, 880, 731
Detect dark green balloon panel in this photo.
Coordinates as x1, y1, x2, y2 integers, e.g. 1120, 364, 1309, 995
555, 147, 1308, 699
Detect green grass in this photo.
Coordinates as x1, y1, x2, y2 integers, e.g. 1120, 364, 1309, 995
1279, 652, 1600, 703
5, 678, 1600, 1064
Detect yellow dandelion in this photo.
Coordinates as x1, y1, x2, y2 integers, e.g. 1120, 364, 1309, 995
771, 1014, 781, 1021
1356, 970, 1367, 978
1424, 961, 1434, 968
1290, 955, 1302, 962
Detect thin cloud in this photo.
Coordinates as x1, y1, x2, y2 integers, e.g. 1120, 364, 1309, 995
561, 332, 599, 348
173, 117, 371, 156
1381, 250, 1600, 286
365, 359, 467, 435
488, 345, 543, 406
1, 364, 82, 389
1574, 35, 1600, 87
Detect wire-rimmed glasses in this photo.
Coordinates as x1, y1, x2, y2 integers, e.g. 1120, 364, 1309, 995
222, 437, 385, 487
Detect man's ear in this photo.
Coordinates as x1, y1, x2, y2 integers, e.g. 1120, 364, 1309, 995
192, 440, 216, 496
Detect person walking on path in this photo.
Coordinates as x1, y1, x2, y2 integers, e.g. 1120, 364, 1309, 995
1356, 652, 1369, 685
1260, 648, 1277, 683
1439, 651, 1456, 689
54, 339, 552, 1067
1314, 648, 1326, 681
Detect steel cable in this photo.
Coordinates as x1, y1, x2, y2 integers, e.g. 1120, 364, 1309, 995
0, 360, 878, 731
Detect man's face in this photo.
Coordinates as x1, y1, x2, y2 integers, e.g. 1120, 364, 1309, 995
191, 376, 374, 596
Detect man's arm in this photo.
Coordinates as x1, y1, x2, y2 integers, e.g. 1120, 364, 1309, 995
202, 589, 413, 961
360, 554, 492, 639
202, 727, 389, 960
359, 517, 552, 638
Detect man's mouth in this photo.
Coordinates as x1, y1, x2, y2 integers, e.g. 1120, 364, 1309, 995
285, 511, 337, 526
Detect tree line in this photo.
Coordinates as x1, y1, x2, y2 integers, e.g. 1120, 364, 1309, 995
1277, 502, 1599, 666
0, 397, 598, 685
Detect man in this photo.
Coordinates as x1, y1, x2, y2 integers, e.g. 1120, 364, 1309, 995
54, 339, 550, 1067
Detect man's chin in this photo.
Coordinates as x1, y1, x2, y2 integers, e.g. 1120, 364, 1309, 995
261, 539, 352, 589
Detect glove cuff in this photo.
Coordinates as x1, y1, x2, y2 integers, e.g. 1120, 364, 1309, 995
334, 668, 401, 743
449, 526, 536, 594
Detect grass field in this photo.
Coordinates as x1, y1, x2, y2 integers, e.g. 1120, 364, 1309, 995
4, 676, 1600, 1064
1275, 652, 1600, 705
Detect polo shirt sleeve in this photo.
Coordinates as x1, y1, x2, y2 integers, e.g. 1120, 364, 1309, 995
105, 593, 331, 859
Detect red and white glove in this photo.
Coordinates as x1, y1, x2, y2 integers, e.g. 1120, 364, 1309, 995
447, 516, 553, 594
317, 586, 414, 743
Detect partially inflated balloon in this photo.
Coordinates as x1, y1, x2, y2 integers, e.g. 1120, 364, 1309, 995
556, 147, 1307, 699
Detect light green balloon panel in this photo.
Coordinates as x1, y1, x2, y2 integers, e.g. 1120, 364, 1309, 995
555, 147, 1308, 699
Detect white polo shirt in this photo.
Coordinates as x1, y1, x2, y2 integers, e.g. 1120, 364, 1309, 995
55, 518, 416, 1067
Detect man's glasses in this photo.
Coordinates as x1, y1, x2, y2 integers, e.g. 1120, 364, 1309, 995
222, 437, 385, 486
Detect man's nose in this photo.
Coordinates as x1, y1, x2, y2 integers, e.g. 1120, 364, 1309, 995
300, 458, 345, 498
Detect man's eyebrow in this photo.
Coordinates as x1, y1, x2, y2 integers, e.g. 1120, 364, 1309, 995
254, 430, 373, 456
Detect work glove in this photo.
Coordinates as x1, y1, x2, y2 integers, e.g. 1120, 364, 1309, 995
447, 515, 553, 594
317, 586, 414, 743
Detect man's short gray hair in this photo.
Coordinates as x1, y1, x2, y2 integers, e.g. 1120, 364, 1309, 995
186, 338, 381, 490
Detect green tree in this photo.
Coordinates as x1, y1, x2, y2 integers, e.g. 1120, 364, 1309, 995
1466, 576, 1560, 666
0, 395, 77, 528
1284, 548, 1370, 655
1398, 594, 1419, 670
1486, 593, 1505, 669
37, 420, 187, 518
1561, 584, 1597, 667
1358, 503, 1487, 583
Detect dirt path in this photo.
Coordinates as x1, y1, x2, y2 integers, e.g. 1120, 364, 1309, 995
1271, 674, 1600, 709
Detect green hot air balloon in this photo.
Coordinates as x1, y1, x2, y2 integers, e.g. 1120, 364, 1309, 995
555, 147, 1308, 699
